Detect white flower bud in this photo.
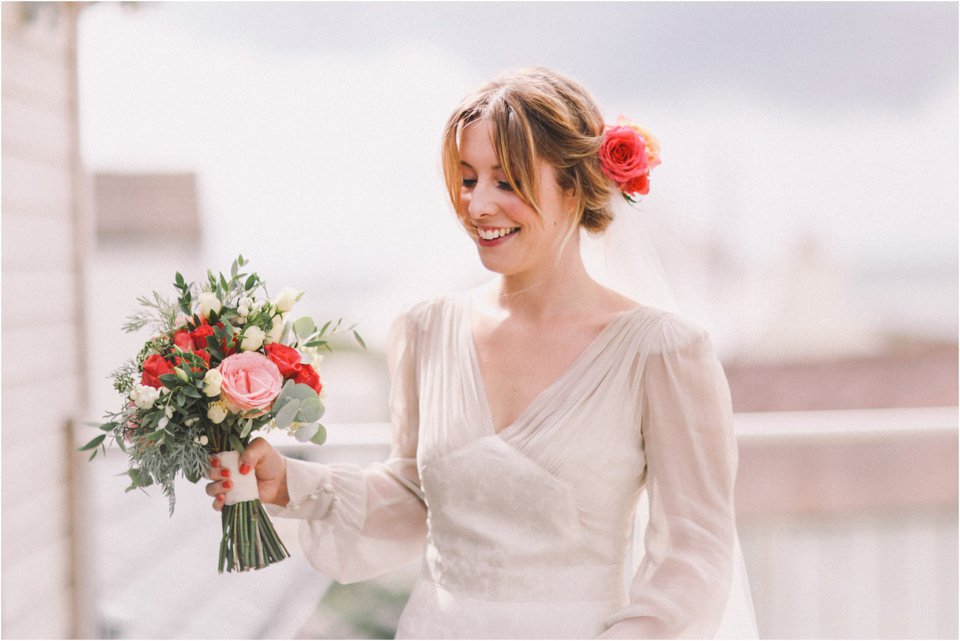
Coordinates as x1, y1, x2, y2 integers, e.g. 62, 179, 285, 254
207, 401, 228, 424
240, 326, 266, 351
273, 287, 303, 313
265, 314, 285, 344
202, 368, 223, 397
197, 291, 222, 318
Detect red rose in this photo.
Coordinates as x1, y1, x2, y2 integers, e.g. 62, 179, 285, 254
598, 125, 649, 183
264, 343, 302, 379
173, 329, 195, 352
174, 348, 211, 372
191, 323, 216, 350
293, 363, 323, 394
141, 354, 174, 388
621, 173, 650, 196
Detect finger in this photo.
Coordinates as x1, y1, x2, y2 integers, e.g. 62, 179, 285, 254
212, 493, 226, 512
239, 437, 269, 475
205, 479, 233, 497
206, 456, 224, 480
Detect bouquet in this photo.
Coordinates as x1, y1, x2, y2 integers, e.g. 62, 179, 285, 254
82, 255, 363, 572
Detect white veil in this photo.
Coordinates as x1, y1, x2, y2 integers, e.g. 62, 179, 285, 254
580, 192, 680, 315
581, 194, 759, 638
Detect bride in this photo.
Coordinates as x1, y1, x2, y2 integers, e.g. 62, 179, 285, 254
207, 67, 757, 639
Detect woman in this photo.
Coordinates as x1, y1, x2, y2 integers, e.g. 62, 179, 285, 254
207, 67, 756, 639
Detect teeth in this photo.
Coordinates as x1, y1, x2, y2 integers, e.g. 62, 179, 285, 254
477, 227, 518, 240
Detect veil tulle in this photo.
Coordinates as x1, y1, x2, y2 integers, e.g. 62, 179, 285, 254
580, 192, 680, 315
583, 196, 759, 638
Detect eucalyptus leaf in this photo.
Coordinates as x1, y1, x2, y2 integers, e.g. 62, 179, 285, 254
310, 424, 327, 445
297, 397, 322, 423
275, 399, 300, 429
353, 330, 367, 350
294, 423, 319, 443
229, 433, 244, 453
294, 317, 316, 339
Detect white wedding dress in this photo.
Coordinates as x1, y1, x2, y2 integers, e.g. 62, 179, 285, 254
268, 292, 758, 639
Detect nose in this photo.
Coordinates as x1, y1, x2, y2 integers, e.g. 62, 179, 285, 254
465, 181, 497, 220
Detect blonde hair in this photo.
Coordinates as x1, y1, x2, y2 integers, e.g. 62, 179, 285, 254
441, 67, 614, 233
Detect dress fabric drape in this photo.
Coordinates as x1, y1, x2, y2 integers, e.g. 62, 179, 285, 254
268, 292, 758, 639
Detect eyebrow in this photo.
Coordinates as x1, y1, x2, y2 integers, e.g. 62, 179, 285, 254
460, 161, 503, 170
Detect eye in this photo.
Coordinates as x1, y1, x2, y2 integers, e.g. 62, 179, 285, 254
461, 178, 477, 188
497, 181, 515, 192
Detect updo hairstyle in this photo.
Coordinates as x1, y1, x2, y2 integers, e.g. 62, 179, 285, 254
441, 67, 615, 233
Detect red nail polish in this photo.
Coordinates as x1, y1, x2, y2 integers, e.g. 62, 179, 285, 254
223, 480, 232, 489
211, 458, 220, 468
240, 463, 251, 475
221, 469, 230, 478
217, 494, 225, 502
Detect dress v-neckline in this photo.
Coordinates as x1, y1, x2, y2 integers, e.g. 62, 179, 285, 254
460, 293, 642, 438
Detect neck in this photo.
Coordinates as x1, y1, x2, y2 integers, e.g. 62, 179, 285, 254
492, 234, 600, 321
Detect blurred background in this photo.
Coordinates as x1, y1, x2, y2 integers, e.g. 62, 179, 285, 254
2, 1, 957, 638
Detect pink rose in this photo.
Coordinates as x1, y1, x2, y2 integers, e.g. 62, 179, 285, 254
217, 352, 283, 416
598, 125, 649, 183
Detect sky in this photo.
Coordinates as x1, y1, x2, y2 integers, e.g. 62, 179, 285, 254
76, 1, 958, 350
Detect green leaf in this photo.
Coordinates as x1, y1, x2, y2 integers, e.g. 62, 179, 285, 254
185, 468, 202, 484
144, 428, 165, 442
296, 397, 323, 423
353, 330, 366, 350
239, 418, 254, 439
182, 385, 202, 399
79, 434, 106, 451
244, 274, 257, 290
294, 423, 319, 443
310, 424, 327, 445
319, 320, 332, 336
100, 421, 119, 432
230, 258, 239, 279
274, 399, 300, 429
229, 433, 244, 453
293, 317, 316, 339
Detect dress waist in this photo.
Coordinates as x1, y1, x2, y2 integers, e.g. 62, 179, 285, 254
423, 543, 625, 602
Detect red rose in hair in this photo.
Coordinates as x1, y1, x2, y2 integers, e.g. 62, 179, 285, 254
621, 173, 650, 196
265, 343, 302, 379
141, 354, 174, 388
293, 364, 323, 394
598, 125, 649, 183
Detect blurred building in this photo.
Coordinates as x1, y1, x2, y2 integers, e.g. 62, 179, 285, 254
1, 3, 93, 638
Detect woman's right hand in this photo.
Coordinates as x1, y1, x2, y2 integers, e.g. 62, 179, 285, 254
206, 437, 290, 511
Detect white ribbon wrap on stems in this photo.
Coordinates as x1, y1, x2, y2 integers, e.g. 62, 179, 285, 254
217, 450, 260, 505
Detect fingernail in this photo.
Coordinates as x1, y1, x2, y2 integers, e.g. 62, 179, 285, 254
217, 494, 225, 502
221, 469, 230, 478
239, 463, 251, 475
211, 458, 220, 468
223, 480, 232, 489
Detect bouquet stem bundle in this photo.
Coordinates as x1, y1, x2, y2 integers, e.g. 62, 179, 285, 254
219, 499, 289, 572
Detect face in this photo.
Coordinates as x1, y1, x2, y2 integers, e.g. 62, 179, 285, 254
457, 119, 578, 279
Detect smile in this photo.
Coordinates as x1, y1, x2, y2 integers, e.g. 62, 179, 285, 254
476, 227, 519, 240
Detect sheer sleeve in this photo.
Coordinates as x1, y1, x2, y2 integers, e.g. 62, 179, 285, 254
601, 316, 739, 639
265, 307, 428, 584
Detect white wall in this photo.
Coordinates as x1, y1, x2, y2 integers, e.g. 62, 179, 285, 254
1, 3, 90, 637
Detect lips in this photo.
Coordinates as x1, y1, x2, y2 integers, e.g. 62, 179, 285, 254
476, 227, 519, 240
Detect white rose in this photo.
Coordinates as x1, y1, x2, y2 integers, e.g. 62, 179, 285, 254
273, 287, 303, 313
302, 346, 324, 365
197, 292, 222, 318
207, 401, 228, 424
202, 368, 223, 397
265, 314, 285, 344
240, 326, 266, 351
